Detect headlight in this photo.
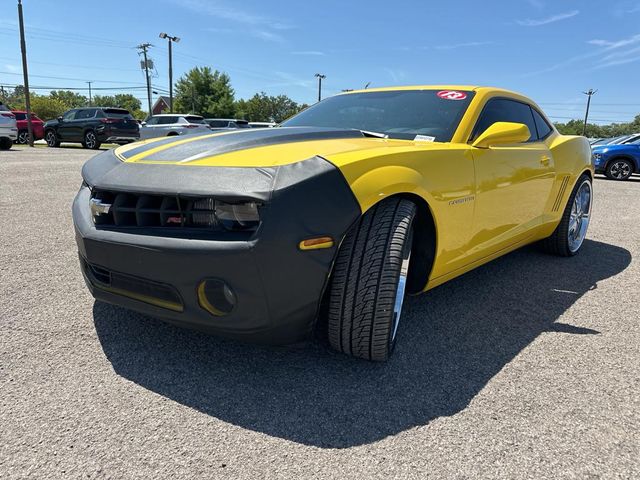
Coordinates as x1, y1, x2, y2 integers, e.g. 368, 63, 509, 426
215, 201, 260, 231
188, 199, 260, 231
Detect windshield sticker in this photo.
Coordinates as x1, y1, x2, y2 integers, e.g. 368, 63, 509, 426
414, 135, 436, 142
437, 90, 468, 100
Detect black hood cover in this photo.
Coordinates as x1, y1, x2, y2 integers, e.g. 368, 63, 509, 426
119, 127, 366, 163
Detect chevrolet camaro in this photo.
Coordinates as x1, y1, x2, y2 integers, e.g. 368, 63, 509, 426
73, 85, 593, 361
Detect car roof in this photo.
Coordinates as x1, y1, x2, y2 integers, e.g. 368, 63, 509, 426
205, 118, 246, 121
340, 85, 521, 97
152, 113, 201, 117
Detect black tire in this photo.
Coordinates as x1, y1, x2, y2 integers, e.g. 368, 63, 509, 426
327, 198, 416, 361
45, 130, 60, 148
540, 174, 592, 257
0, 137, 12, 150
16, 130, 30, 144
83, 130, 101, 150
605, 158, 633, 181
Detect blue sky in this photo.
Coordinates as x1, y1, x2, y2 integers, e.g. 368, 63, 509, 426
1, 0, 639, 124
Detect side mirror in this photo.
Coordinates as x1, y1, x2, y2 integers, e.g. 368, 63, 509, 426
57, 116, 63, 123
472, 122, 531, 149
141, 121, 147, 126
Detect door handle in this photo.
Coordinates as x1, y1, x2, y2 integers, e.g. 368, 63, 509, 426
540, 156, 551, 166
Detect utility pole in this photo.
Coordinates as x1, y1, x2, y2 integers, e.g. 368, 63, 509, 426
17, 0, 34, 147
86, 81, 92, 106
137, 43, 153, 116
582, 88, 597, 137
315, 73, 326, 102
159, 32, 180, 113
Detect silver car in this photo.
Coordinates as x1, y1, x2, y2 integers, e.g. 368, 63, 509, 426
139, 114, 211, 140
0, 103, 18, 150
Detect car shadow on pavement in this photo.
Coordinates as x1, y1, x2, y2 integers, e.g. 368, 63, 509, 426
93, 239, 631, 448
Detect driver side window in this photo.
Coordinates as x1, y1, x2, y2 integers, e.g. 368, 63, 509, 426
62, 110, 76, 121
471, 98, 538, 143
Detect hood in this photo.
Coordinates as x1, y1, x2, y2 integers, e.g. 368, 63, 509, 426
113, 126, 442, 168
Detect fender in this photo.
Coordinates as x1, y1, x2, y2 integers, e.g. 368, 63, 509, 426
346, 164, 434, 214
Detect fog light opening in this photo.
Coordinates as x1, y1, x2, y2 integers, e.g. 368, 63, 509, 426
197, 279, 236, 316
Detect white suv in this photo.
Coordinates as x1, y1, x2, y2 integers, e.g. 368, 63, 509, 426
0, 103, 18, 150
139, 114, 211, 140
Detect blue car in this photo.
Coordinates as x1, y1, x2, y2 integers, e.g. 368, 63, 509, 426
592, 133, 640, 180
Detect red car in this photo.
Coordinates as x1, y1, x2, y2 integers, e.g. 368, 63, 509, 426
12, 111, 45, 144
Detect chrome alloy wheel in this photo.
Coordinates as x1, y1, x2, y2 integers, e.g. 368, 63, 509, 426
85, 131, 96, 149
17, 131, 29, 144
610, 160, 632, 180
391, 228, 413, 343
568, 179, 592, 253
45, 131, 56, 147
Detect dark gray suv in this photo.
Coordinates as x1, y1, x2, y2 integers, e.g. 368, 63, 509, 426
44, 107, 139, 149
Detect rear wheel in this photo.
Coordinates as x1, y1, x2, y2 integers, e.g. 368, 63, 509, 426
326, 198, 416, 361
17, 130, 30, 144
605, 158, 633, 181
540, 174, 592, 256
0, 137, 12, 150
83, 130, 101, 150
45, 130, 60, 148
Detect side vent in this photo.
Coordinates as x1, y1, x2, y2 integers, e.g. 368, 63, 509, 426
552, 175, 570, 212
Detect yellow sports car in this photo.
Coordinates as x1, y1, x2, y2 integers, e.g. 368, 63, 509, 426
73, 85, 593, 361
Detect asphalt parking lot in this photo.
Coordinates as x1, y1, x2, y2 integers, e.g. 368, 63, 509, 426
1, 146, 639, 479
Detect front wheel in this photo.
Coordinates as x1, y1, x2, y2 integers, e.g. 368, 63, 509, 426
83, 130, 101, 150
605, 159, 633, 181
45, 130, 60, 148
17, 130, 30, 144
326, 198, 416, 361
540, 174, 592, 256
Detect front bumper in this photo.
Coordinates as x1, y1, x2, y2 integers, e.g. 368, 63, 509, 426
104, 135, 139, 144
1, 127, 18, 140
73, 152, 360, 344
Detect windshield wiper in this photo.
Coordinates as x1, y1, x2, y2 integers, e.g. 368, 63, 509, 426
358, 129, 388, 139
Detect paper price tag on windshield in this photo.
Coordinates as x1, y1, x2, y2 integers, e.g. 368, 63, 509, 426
414, 135, 436, 142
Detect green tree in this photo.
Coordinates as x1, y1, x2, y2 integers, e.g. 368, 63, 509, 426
235, 92, 306, 123
49, 90, 88, 108
174, 66, 235, 117
30, 95, 67, 121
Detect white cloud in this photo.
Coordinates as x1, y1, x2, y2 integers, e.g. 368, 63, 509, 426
291, 51, 326, 56
516, 10, 579, 26
384, 68, 406, 83
523, 32, 640, 76
433, 41, 494, 50
4, 64, 20, 73
177, 0, 291, 42
527, 0, 544, 8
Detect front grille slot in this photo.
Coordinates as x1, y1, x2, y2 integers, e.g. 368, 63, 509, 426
82, 258, 183, 311
92, 191, 220, 230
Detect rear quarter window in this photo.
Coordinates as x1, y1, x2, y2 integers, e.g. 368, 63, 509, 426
532, 109, 553, 139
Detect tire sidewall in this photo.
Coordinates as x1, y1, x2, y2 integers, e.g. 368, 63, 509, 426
45, 130, 57, 147
606, 159, 633, 181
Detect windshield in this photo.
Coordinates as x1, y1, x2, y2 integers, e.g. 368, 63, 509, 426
281, 89, 475, 142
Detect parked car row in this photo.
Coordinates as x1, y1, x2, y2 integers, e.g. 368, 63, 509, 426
1, 100, 276, 150
592, 133, 640, 181
0, 102, 18, 149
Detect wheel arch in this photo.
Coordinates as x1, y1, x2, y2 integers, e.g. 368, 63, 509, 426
362, 191, 437, 294
345, 164, 439, 294
604, 155, 638, 173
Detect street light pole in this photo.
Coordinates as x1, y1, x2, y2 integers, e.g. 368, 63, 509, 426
17, 0, 34, 147
86, 81, 92, 106
159, 32, 180, 113
315, 73, 326, 102
582, 88, 597, 137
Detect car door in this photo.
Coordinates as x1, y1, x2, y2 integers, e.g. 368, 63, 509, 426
70, 108, 96, 141
469, 98, 555, 256
139, 116, 163, 139
57, 109, 78, 140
